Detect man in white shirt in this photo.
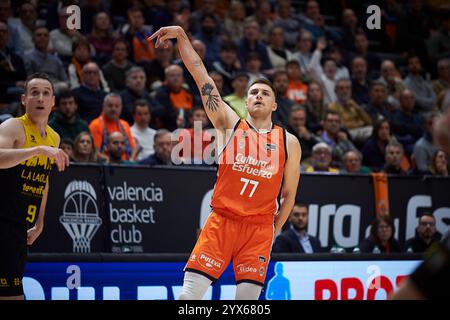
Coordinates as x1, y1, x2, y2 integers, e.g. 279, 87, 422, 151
130, 99, 156, 160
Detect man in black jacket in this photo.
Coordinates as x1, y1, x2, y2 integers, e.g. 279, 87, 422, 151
405, 213, 442, 253
273, 203, 322, 253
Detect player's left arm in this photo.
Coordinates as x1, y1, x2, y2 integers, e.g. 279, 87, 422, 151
27, 181, 49, 245
274, 132, 301, 235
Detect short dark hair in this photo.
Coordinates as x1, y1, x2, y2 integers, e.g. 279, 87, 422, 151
24, 73, 54, 94
249, 78, 277, 98
56, 89, 75, 107
132, 99, 150, 115
293, 202, 308, 210
71, 36, 90, 54
323, 109, 340, 121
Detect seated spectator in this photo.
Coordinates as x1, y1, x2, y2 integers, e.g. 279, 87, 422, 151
272, 0, 302, 50
361, 119, 392, 170
88, 93, 136, 161
377, 60, 406, 109
87, 11, 117, 66
272, 203, 323, 253
432, 58, 450, 104
303, 81, 325, 132
212, 40, 242, 96
143, 40, 174, 90
193, 13, 222, 66
60, 138, 73, 159
339, 8, 364, 52
130, 100, 156, 161
286, 60, 308, 105
405, 213, 442, 253
48, 6, 83, 65
12, 1, 38, 53
292, 29, 314, 75
304, 142, 339, 173
318, 110, 357, 165
341, 150, 371, 174
327, 78, 372, 144
245, 52, 267, 87
122, 6, 154, 64
0, 21, 26, 105
102, 39, 134, 93
105, 131, 137, 165
49, 90, 89, 141
426, 14, 450, 67
359, 214, 402, 253
390, 89, 424, 155
139, 129, 174, 165
404, 55, 436, 114
351, 32, 380, 80
71, 62, 107, 123
327, 46, 350, 80
266, 26, 294, 72
286, 105, 319, 164
364, 81, 394, 124
154, 65, 194, 131
223, 72, 249, 119
300, 0, 341, 43
223, 0, 246, 42
23, 26, 68, 93
412, 113, 439, 174
271, 70, 295, 128
351, 56, 370, 106
68, 37, 109, 91
244, 0, 273, 43
428, 149, 449, 176
383, 141, 408, 175
71, 131, 100, 163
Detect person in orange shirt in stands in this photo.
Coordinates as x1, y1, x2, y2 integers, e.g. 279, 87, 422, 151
150, 26, 301, 300
88, 93, 136, 161
285, 60, 308, 104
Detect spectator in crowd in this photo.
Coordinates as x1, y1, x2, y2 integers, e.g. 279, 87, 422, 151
130, 99, 156, 161
72, 62, 107, 123
271, 70, 295, 127
223, 0, 246, 42
245, 52, 266, 87
293, 29, 314, 75
190, 0, 222, 36
340, 8, 364, 52
79, 0, 107, 35
428, 149, 449, 176
412, 112, 439, 173
272, 0, 302, 50
405, 213, 442, 253
68, 37, 109, 91
212, 40, 242, 95
102, 39, 134, 93
303, 81, 325, 132
24, 26, 68, 93
88, 93, 136, 161
49, 90, 89, 142
224, 72, 249, 119
0, 0, 22, 55
105, 131, 136, 165
272, 203, 323, 253
327, 78, 372, 144
285, 60, 308, 105
71, 131, 99, 163
193, 13, 222, 66
60, 138, 73, 159
318, 110, 357, 165
432, 58, 450, 103
364, 81, 393, 124
383, 141, 408, 175
361, 119, 393, 170
0, 21, 26, 106
154, 64, 194, 131
266, 26, 294, 72
236, 19, 272, 72
327, 46, 350, 80
286, 105, 318, 164
377, 60, 406, 109
351, 56, 370, 106
87, 11, 117, 66
48, 6, 83, 65
301, 0, 341, 43
351, 32, 380, 80
123, 6, 154, 64
143, 39, 175, 90
210, 70, 225, 96
404, 55, 437, 114
360, 214, 402, 253
139, 129, 174, 165
426, 14, 450, 66
390, 89, 424, 155
341, 150, 371, 174
244, 0, 273, 43
13, 1, 38, 53
304, 142, 339, 173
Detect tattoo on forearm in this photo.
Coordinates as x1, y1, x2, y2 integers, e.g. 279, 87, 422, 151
201, 83, 220, 112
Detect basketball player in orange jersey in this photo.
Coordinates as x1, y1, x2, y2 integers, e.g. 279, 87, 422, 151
150, 26, 301, 300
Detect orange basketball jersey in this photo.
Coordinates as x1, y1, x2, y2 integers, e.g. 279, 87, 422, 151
211, 120, 287, 218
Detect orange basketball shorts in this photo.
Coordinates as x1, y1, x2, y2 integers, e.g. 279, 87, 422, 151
184, 210, 275, 286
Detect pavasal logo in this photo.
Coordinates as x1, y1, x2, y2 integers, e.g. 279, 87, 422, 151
237, 264, 257, 274
198, 252, 223, 271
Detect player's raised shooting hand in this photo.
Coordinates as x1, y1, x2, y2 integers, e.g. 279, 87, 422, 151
149, 26, 184, 49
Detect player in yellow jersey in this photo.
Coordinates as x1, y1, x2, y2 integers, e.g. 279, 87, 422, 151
150, 26, 301, 300
0, 73, 69, 299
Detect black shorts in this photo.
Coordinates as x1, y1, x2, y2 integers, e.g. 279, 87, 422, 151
0, 219, 27, 297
